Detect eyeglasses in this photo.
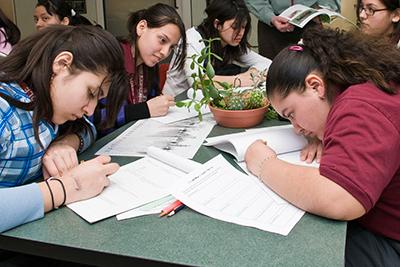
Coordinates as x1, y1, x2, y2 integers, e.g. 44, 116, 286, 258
354, 4, 388, 16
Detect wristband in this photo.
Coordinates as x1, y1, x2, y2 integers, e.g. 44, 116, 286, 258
45, 179, 55, 210
48, 177, 66, 207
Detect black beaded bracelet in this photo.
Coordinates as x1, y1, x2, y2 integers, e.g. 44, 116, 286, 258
75, 133, 84, 154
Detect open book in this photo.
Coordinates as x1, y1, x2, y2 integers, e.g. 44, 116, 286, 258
280, 4, 356, 28
204, 125, 314, 165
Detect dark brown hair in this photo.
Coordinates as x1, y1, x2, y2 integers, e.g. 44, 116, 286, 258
118, 3, 186, 95
0, 8, 20, 48
266, 26, 400, 104
197, 0, 252, 70
0, 25, 128, 147
36, 0, 94, 26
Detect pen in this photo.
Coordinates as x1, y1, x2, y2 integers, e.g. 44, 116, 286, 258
167, 203, 185, 217
159, 200, 182, 217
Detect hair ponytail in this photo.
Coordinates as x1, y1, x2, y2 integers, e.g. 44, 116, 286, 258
267, 26, 400, 103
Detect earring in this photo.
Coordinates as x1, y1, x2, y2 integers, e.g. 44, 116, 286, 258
50, 73, 55, 84
319, 94, 325, 99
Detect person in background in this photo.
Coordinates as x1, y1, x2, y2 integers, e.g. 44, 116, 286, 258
244, 26, 400, 266
245, 0, 341, 60
163, 0, 272, 97
356, 0, 400, 47
302, 0, 400, 164
0, 8, 20, 56
0, 25, 128, 233
89, 3, 186, 138
34, 0, 95, 30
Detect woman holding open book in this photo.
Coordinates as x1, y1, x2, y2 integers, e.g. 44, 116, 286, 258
244, 26, 400, 266
245, 0, 341, 59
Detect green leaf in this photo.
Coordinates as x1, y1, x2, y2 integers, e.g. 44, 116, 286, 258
211, 53, 223, 62
219, 90, 231, 97
215, 81, 230, 89
198, 55, 207, 64
206, 61, 215, 79
209, 84, 219, 99
201, 87, 209, 98
194, 103, 201, 112
176, 101, 186, 108
198, 112, 203, 121
190, 61, 195, 70
198, 67, 203, 79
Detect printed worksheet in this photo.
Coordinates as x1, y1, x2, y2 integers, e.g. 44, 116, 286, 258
95, 116, 215, 158
168, 154, 305, 236
151, 99, 211, 124
68, 147, 200, 223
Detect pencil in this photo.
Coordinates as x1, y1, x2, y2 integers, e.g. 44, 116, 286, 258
159, 200, 182, 217
167, 203, 185, 217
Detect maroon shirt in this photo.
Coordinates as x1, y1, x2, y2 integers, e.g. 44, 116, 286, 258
320, 82, 400, 241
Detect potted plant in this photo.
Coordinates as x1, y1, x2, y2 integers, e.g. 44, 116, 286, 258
176, 38, 277, 128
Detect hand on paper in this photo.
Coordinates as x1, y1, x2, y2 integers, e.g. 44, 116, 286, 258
300, 137, 324, 164
271, 16, 295, 33
61, 155, 118, 204
42, 137, 79, 179
147, 94, 176, 117
244, 139, 277, 177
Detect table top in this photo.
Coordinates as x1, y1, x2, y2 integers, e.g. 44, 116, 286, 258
0, 117, 346, 267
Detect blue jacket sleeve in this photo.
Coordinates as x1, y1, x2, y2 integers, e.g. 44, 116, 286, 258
0, 183, 44, 233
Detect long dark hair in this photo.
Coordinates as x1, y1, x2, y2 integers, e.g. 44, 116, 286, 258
356, 0, 400, 43
36, 0, 94, 26
0, 25, 128, 147
266, 26, 400, 104
197, 0, 251, 70
0, 8, 21, 48
118, 3, 186, 95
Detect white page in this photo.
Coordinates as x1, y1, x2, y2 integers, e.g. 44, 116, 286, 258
95, 116, 215, 159
236, 151, 319, 201
151, 100, 211, 124
168, 155, 305, 236
204, 125, 308, 161
117, 196, 177, 220
68, 147, 197, 223
115, 147, 202, 221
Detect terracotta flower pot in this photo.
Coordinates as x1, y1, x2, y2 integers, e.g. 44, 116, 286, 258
208, 103, 269, 128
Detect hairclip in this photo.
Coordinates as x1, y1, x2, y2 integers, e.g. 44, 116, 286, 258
289, 46, 303, 52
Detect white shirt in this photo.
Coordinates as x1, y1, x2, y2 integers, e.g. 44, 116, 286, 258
163, 27, 272, 96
